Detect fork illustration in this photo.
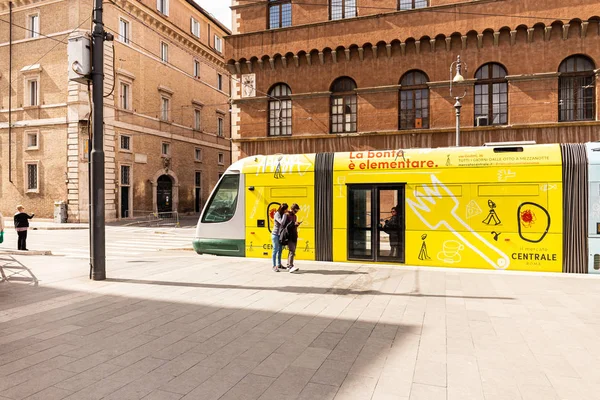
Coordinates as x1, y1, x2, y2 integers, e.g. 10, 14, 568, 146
407, 174, 511, 270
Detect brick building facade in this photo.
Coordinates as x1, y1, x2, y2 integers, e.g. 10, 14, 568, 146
226, 0, 600, 160
0, 0, 231, 221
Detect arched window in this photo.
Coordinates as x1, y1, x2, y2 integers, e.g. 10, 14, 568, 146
330, 0, 356, 20
474, 63, 508, 126
330, 77, 357, 133
399, 70, 429, 130
268, 83, 292, 136
559, 55, 596, 122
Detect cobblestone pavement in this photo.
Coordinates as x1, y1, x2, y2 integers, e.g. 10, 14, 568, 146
1, 254, 600, 400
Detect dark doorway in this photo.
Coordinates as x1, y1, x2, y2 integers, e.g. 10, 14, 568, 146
121, 187, 130, 218
347, 184, 405, 263
157, 175, 173, 213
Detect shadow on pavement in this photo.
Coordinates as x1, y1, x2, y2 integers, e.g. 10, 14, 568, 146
104, 277, 515, 300
0, 255, 39, 286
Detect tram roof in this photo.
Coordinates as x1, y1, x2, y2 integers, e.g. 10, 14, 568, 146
232, 143, 563, 175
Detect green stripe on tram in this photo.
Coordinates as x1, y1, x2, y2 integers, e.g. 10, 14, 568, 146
193, 238, 246, 257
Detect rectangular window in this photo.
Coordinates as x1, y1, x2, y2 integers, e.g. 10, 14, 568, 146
399, 0, 428, 10
28, 79, 38, 106
120, 135, 131, 151
194, 109, 201, 130
218, 153, 224, 165
217, 73, 223, 91
120, 82, 130, 110
26, 163, 38, 191
195, 171, 201, 187
119, 18, 130, 44
157, 0, 169, 15
191, 17, 200, 37
269, 0, 292, 29
162, 142, 170, 156
121, 165, 131, 186
28, 14, 39, 38
194, 60, 200, 78
160, 42, 168, 62
161, 97, 169, 121
217, 117, 224, 137
214, 35, 222, 52
330, 0, 356, 20
26, 131, 39, 150
195, 148, 202, 161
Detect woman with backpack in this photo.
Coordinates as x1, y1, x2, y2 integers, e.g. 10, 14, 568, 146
271, 203, 288, 272
279, 203, 301, 273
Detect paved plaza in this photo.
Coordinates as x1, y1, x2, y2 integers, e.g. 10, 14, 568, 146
1, 252, 600, 400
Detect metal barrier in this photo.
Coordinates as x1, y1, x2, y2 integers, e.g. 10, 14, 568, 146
0, 254, 39, 285
125, 211, 180, 227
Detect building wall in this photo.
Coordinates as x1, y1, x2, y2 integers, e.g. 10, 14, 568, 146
0, 0, 231, 221
227, 0, 600, 160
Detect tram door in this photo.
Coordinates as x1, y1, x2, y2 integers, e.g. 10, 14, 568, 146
348, 185, 405, 263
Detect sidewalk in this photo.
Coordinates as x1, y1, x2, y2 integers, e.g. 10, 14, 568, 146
3, 218, 88, 230
1, 254, 600, 400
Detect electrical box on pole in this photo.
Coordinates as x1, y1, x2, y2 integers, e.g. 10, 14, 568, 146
68, 33, 91, 84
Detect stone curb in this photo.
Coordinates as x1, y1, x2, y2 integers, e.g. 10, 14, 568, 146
30, 227, 89, 231
0, 250, 53, 256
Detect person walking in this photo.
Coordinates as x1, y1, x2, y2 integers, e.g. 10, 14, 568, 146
14, 205, 34, 251
280, 203, 301, 273
271, 203, 288, 272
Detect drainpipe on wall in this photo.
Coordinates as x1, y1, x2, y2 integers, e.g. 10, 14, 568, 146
8, 1, 13, 183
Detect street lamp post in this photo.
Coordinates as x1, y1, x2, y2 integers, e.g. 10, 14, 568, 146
449, 56, 467, 147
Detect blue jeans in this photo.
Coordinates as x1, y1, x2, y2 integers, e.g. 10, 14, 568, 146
271, 234, 283, 267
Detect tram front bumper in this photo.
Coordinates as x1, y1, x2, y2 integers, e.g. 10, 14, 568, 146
193, 238, 246, 257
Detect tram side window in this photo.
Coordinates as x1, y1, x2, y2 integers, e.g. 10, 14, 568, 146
201, 174, 240, 223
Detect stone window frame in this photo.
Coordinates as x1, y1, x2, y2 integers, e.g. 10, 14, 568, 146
268, 0, 292, 29
193, 59, 200, 78
329, 0, 357, 21
119, 17, 131, 44
218, 152, 225, 165
217, 115, 224, 137
217, 73, 223, 91
161, 142, 171, 157
21, 64, 42, 109
158, 86, 173, 122
397, 0, 428, 11
119, 133, 132, 153
191, 17, 200, 38
27, 12, 40, 39
194, 108, 202, 130
330, 76, 358, 134
119, 81, 132, 110
157, 0, 169, 16
474, 62, 509, 126
120, 163, 132, 187
399, 70, 430, 130
24, 160, 39, 193
558, 55, 596, 122
214, 35, 222, 53
194, 147, 202, 162
267, 83, 292, 137
25, 129, 40, 151
160, 41, 169, 63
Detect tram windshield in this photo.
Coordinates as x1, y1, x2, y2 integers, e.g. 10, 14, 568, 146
201, 174, 240, 223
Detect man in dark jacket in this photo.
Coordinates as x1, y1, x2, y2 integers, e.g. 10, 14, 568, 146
14, 205, 34, 251
383, 207, 400, 257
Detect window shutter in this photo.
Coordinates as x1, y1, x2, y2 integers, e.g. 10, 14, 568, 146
165, 0, 169, 15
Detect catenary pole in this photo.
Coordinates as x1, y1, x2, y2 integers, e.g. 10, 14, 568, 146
90, 0, 106, 280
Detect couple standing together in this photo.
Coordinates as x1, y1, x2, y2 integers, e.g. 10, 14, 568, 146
271, 203, 301, 273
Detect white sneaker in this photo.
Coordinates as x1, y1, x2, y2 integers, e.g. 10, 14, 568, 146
289, 266, 299, 273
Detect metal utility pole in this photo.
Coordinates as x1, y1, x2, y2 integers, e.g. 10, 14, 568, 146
90, 0, 106, 280
449, 55, 467, 147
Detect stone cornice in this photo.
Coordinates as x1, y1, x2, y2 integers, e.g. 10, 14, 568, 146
231, 121, 600, 143
506, 72, 559, 82
108, 0, 226, 70
356, 85, 401, 94
427, 79, 476, 88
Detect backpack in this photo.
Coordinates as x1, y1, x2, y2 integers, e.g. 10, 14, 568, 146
279, 217, 292, 246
